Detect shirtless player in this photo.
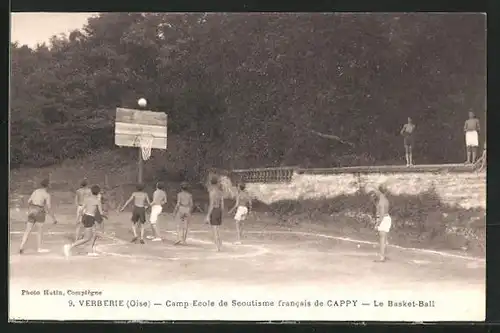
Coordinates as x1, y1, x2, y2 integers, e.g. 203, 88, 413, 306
464, 111, 481, 164
120, 183, 151, 244
400, 117, 416, 167
19, 178, 58, 254
206, 177, 224, 251
147, 182, 166, 242
173, 182, 194, 245
369, 186, 392, 262
74, 179, 91, 241
228, 183, 252, 244
64, 185, 104, 258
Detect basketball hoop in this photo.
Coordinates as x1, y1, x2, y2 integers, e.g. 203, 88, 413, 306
138, 134, 154, 161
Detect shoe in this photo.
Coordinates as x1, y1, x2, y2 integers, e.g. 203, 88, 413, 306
19, 249, 24, 255
234, 241, 242, 245
146, 236, 154, 240
131, 237, 138, 243
37, 248, 50, 253
152, 237, 162, 242
140, 239, 145, 244
173, 240, 181, 245
63, 244, 71, 258
88, 252, 99, 257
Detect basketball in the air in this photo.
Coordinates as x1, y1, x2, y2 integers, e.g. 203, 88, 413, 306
138, 98, 147, 107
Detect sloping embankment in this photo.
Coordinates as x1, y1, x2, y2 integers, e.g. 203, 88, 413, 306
218, 171, 486, 256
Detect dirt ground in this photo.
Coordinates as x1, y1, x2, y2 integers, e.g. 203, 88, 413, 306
9, 205, 485, 321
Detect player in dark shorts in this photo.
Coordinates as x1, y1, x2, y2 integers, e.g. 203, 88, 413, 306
74, 179, 91, 241
173, 182, 194, 245
400, 117, 416, 167
19, 178, 58, 254
64, 185, 105, 258
120, 183, 151, 244
205, 177, 224, 251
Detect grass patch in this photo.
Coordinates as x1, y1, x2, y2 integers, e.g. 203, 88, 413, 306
252, 188, 485, 256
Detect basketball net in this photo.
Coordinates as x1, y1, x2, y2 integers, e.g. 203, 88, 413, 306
139, 134, 154, 161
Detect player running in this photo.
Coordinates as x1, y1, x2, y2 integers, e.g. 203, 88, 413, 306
146, 182, 166, 242
74, 179, 92, 241
19, 178, 58, 254
228, 183, 252, 244
369, 186, 392, 262
63, 185, 104, 258
173, 182, 194, 245
206, 177, 224, 251
120, 183, 151, 244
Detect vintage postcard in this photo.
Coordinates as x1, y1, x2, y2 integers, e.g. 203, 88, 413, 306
9, 12, 486, 321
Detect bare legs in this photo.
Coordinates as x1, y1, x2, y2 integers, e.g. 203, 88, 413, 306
75, 223, 83, 241
19, 222, 34, 253
466, 146, 478, 164
19, 222, 48, 254
139, 223, 145, 243
375, 231, 387, 262
64, 227, 94, 258
212, 225, 222, 251
182, 219, 189, 243
235, 220, 243, 244
131, 223, 138, 242
472, 147, 478, 164
150, 224, 161, 240
404, 146, 413, 167
175, 217, 190, 245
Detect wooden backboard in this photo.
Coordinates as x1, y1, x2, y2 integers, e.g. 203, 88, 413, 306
115, 108, 167, 149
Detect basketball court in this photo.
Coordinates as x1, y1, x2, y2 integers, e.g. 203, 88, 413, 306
9, 204, 485, 320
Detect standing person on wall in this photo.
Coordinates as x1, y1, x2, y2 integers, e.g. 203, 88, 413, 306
400, 117, 416, 167
464, 111, 480, 164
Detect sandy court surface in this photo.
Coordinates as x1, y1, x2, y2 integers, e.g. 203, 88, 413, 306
8, 207, 485, 321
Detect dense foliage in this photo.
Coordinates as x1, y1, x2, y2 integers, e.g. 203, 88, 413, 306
11, 13, 486, 172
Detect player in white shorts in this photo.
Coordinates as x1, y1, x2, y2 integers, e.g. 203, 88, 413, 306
228, 183, 252, 244
464, 111, 481, 164
369, 186, 391, 262
146, 182, 166, 242
173, 182, 194, 245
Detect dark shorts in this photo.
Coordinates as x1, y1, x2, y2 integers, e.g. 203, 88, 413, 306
28, 205, 46, 223
132, 206, 146, 224
210, 208, 222, 226
404, 135, 414, 147
82, 214, 96, 228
